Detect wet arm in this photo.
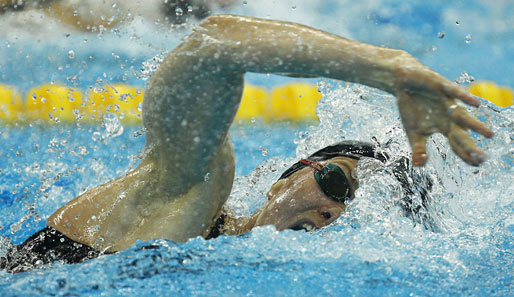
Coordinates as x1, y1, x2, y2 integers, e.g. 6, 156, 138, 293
194, 15, 492, 166
196, 14, 404, 93
142, 14, 407, 190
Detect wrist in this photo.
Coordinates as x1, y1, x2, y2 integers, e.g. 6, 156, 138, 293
361, 48, 410, 94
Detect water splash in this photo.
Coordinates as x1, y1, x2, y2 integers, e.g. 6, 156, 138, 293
138, 52, 166, 82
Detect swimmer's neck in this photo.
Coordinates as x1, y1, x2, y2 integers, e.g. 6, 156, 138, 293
217, 208, 265, 236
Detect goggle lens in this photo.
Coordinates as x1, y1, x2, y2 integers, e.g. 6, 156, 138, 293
300, 160, 351, 203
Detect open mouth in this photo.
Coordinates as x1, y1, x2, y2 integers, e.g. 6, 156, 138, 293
288, 219, 316, 232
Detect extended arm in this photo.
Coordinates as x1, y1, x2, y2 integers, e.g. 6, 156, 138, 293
142, 14, 406, 194
143, 15, 493, 192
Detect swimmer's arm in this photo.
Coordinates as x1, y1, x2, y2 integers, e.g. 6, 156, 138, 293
194, 15, 493, 166
196, 15, 403, 93
144, 14, 404, 184
144, 14, 493, 192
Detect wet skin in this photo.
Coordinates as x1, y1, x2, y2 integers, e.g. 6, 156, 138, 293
222, 157, 359, 234
45, 15, 493, 252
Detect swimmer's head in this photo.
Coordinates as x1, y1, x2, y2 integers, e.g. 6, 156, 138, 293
253, 141, 387, 231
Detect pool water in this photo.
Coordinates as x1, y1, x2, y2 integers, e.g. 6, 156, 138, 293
1, 85, 512, 297
1, 0, 514, 296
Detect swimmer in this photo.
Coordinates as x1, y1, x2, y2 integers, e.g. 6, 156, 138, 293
1, 15, 494, 273
0, 0, 235, 30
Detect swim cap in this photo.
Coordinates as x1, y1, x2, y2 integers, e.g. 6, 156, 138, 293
277, 140, 388, 181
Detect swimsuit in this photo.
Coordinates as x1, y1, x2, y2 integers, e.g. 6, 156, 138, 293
205, 213, 227, 240
1, 227, 101, 273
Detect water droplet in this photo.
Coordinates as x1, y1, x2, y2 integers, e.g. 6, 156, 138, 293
103, 113, 124, 137
454, 72, 475, 85
455, 20, 460, 26
106, 104, 120, 113
73, 10, 78, 16
259, 146, 268, 156
175, 7, 183, 16
68, 50, 75, 59
204, 172, 211, 182
243, 0, 247, 4
438, 32, 445, 39
137, 102, 143, 112
92, 131, 103, 142
292, 5, 296, 9
465, 34, 472, 44
187, 5, 193, 12
139, 53, 165, 81
75, 146, 89, 155
133, 128, 145, 138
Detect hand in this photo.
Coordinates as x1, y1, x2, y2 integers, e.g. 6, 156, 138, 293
393, 57, 494, 166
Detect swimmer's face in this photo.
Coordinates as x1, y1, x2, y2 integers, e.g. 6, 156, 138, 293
254, 157, 359, 231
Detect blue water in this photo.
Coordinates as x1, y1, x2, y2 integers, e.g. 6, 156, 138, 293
1, 1, 514, 296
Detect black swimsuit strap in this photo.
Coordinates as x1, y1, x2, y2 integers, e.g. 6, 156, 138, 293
205, 213, 227, 240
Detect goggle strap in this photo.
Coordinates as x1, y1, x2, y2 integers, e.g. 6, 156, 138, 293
299, 159, 326, 172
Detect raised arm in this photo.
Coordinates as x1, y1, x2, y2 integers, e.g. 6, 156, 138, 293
143, 14, 493, 187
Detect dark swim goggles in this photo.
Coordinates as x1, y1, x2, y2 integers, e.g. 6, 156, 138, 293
299, 159, 351, 203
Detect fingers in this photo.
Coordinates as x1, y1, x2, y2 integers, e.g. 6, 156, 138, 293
442, 83, 481, 107
451, 107, 495, 138
447, 125, 488, 166
406, 132, 429, 166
